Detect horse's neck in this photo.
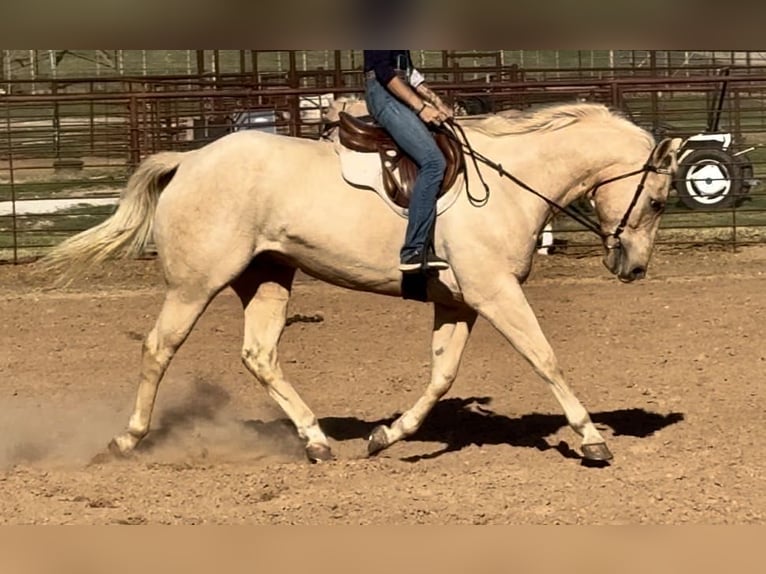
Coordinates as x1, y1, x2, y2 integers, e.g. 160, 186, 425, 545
499, 125, 631, 211
463, 124, 635, 248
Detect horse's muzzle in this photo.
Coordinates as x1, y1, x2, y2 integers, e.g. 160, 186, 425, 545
618, 265, 646, 283
603, 240, 647, 283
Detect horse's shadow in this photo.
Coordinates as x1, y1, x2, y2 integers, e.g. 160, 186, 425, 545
136, 382, 683, 463
244, 396, 685, 463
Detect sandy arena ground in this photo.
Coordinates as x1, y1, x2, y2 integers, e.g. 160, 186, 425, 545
0, 245, 764, 524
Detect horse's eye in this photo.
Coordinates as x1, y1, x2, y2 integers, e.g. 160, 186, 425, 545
650, 199, 665, 212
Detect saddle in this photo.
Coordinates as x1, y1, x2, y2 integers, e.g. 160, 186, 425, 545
337, 111, 465, 209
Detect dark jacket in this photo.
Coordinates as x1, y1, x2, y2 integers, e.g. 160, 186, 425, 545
363, 50, 413, 86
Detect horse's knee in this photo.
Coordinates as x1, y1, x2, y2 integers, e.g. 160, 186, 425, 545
241, 345, 277, 384
142, 326, 186, 365
429, 372, 456, 398
529, 350, 560, 380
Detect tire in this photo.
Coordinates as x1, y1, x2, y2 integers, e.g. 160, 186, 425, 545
674, 148, 744, 210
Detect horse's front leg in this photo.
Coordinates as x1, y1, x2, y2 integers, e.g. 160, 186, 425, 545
468, 278, 612, 462
368, 304, 477, 455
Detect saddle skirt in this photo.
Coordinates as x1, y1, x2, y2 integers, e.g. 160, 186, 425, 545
334, 111, 466, 218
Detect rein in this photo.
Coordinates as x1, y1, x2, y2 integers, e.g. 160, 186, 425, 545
444, 119, 663, 248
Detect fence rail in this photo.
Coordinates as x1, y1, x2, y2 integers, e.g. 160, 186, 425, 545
2, 57, 766, 263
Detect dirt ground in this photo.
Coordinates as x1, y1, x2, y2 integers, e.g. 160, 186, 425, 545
0, 244, 764, 525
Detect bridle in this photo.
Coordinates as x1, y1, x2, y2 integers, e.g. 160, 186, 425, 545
444, 120, 672, 252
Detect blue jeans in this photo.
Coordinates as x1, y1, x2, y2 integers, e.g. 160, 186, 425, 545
365, 78, 446, 259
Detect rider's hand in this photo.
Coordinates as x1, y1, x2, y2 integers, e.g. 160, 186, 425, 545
418, 104, 444, 125
437, 101, 455, 121
436, 108, 452, 124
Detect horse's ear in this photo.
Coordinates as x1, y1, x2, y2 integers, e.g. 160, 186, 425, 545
652, 137, 684, 172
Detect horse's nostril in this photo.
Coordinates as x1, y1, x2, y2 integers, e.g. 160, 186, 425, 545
631, 266, 646, 279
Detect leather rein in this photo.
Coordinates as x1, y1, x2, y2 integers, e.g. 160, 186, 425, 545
443, 119, 667, 250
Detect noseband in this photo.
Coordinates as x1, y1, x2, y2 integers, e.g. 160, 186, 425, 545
446, 121, 670, 251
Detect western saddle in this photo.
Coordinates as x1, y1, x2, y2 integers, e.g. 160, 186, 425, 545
338, 111, 465, 209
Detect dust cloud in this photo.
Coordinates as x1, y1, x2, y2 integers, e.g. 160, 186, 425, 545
0, 377, 304, 470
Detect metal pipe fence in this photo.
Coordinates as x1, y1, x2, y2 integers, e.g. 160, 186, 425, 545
2, 63, 766, 263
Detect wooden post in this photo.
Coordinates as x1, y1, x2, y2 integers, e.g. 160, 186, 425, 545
129, 96, 140, 168
649, 51, 659, 134
288, 51, 299, 137
733, 84, 742, 142
196, 50, 205, 80
5, 103, 18, 263
251, 50, 259, 86
52, 80, 60, 160
213, 49, 220, 81
334, 50, 342, 88
29, 50, 37, 93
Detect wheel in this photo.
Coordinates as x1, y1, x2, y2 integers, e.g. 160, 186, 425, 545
674, 148, 743, 210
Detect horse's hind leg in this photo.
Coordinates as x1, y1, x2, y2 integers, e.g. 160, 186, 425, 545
368, 304, 477, 455
109, 287, 213, 455
231, 259, 333, 463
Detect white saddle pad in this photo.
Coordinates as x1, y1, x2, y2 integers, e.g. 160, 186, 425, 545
333, 140, 464, 219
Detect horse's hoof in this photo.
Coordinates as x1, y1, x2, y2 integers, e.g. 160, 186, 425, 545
107, 436, 139, 459
88, 450, 114, 466
306, 443, 334, 463
367, 426, 390, 456
88, 440, 130, 465
581, 443, 613, 462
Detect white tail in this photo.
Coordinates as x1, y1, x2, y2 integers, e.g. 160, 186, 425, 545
38, 151, 187, 284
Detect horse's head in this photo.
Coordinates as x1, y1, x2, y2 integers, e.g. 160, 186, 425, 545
591, 136, 683, 282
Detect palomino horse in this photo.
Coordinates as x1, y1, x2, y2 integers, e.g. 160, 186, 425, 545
40, 100, 681, 463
